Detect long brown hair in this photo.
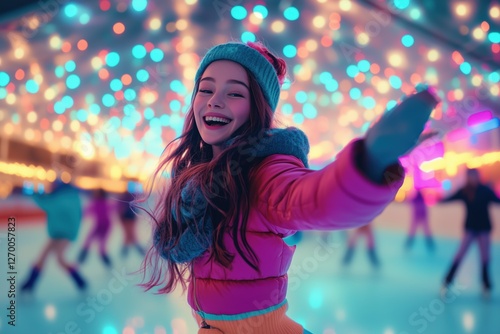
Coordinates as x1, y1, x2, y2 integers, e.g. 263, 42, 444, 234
139, 42, 287, 294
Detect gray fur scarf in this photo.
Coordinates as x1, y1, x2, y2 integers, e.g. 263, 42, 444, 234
154, 127, 310, 263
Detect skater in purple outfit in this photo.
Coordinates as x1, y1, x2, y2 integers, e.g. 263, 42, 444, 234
78, 188, 114, 268
405, 189, 434, 251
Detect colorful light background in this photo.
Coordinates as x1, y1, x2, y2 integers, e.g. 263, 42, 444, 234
0, 0, 499, 199
0, 2, 500, 334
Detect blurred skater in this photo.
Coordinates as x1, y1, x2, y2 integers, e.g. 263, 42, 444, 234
78, 188, 114, 268
118, 188, 145, 258
440, 169, 500, 298
20, 179, 87, 293
342, 224, 380, 267
405, 189, 434, 251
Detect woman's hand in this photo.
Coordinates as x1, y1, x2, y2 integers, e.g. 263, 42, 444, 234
362, 86, 440, 183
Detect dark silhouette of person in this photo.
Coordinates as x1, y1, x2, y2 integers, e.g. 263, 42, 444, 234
440, 168, 500, 297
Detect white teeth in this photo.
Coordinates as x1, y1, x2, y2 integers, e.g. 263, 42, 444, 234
204, 116, 231, 124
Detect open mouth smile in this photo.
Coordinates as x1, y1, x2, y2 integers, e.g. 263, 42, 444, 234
203, 116, 232, 127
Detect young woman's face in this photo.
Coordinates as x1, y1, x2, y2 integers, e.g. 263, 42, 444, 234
193, 60, 251, 156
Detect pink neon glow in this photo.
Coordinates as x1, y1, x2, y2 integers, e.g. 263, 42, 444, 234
415, 177, 441, 190
446, 128, 470, 142
414, 168, 441, 189
418, 141, 444, 161
467, 110, 493, 127
405, 142, 444, 165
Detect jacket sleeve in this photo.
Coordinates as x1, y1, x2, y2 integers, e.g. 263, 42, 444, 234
251, 139, 404, 231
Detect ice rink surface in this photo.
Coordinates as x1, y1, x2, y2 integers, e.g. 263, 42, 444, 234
1, 207, 499, 334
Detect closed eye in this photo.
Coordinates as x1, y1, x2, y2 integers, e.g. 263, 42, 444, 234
229, 93, 244, 97
198, 89, 212, 94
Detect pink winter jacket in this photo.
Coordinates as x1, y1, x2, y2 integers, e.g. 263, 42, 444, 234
188, 139, 404, 315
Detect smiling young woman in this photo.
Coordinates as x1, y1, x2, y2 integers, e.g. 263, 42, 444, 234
138, 40, 439, 334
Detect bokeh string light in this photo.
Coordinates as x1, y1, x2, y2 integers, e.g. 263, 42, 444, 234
0, 0, 499, 198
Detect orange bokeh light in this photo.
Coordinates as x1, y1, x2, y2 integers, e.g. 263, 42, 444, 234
121, 74, 132, 85
98, 68, 109, 80
354, 73, 365, 83
61, 41, 71, 53
77, 39, 88, 51
113, 22, 125, 34
452, 51, 464, 64
15, 69, 25, 80
321, 36, 332, 47
370, 63, 380, 74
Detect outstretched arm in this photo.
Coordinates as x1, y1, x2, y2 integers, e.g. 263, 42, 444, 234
439, 190, 463, 203
252, 140, 404, 231
253, 87, 439, 232
487, 187, 500, 204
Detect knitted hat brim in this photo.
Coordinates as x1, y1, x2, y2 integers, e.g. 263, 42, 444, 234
194, 43, 280, 111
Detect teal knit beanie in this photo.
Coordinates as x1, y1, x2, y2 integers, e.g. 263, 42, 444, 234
194, 42, 281, 111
